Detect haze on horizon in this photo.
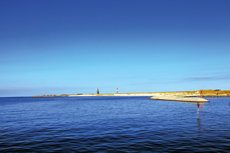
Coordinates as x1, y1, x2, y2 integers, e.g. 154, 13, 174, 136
0, 0, 230, 97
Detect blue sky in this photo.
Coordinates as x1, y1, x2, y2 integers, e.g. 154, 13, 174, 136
0, 0, 230, 97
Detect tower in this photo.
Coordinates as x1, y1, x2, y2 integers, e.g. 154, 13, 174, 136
97, 88, 99, 94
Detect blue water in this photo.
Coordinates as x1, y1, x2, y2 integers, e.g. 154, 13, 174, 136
0, 96, 229, 152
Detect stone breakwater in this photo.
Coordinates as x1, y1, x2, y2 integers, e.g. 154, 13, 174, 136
149, 96, 210, 103
149, 90, 230, 97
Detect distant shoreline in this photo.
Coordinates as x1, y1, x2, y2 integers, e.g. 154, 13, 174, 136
32, 89, 230, 97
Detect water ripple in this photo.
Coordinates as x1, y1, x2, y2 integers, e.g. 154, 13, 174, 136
0, 97, 230, 152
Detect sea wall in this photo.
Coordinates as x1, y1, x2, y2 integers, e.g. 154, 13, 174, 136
149, 96, 210, 103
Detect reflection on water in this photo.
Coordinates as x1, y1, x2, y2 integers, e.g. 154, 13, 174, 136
197, 117, 201, 130
197, 103, 200, 115
196, 103, 204, 130
197, 103, 200, 129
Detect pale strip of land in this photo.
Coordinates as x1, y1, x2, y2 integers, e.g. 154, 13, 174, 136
69, 93, 210, 102
32, 90, 230, 102
68, 90, 230, 97
149, 96, 209, 103
69, 93, 158, 96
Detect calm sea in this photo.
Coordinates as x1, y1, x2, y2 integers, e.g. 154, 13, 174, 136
0, 96, 229, 152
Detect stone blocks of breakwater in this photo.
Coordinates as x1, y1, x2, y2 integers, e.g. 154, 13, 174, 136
149, 96, 210, 103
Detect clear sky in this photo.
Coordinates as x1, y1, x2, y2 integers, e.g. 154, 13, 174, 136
0, 0, 230, 97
